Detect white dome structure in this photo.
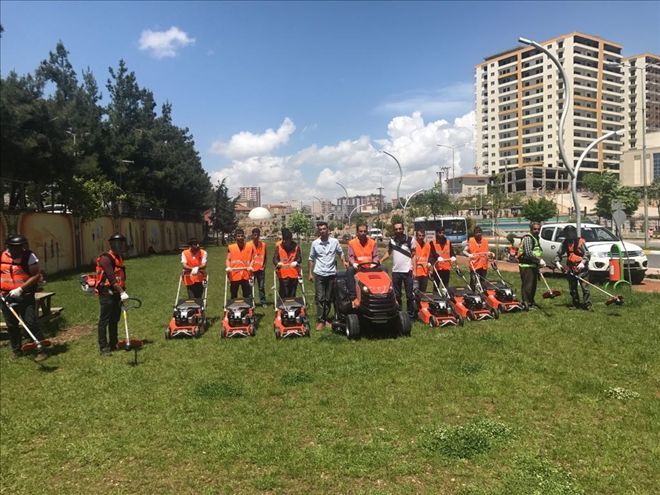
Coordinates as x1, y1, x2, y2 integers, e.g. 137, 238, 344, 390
248, 207, 272, 220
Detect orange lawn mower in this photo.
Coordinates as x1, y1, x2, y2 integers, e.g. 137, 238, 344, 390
450, 264, 497, 322
415, 265, 463, 327
165, 270, 208, 339
272, 265, 311, 339
475, 261, 525, 313
0, 293, 52, 353
221, 267, 256, 338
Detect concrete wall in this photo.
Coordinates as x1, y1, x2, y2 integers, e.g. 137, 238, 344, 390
1, 212, 204, 273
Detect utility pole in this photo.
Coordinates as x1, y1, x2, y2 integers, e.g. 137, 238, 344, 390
441, 166, 451, 195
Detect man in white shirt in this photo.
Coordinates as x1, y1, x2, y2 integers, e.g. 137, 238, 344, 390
380, 223, 415, 320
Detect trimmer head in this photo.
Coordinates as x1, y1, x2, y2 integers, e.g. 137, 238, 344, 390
542, 289, 562, 299
21, 340, 52, 352
117, 339, 144, 350
606, 296, 624, 306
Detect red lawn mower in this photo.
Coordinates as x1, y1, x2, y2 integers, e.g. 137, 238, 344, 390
165, 271, 208, 339
416, 266, 463, 327
272, 265, 311, 339
450, 264, 497, 322
221, 267, 256, 338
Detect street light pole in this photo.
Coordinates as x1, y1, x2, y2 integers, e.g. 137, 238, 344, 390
382, 151, 404, 209
336, 181, 349, 222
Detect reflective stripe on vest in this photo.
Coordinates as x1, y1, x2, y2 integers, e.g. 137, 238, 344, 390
348, 238, 376, 264
518, 234, 543, 269
277, 245, 299, 279
468, 237, 489, 270
227, 243, 253, 281
248, 241, 266, 271
414, 241, 432, 277
0, 250, 31, 291
430, 240, 452, 271
95, 251, 125, 292
182, 248, 206, 285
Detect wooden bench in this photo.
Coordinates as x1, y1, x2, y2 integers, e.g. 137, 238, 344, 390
0, 291, 63, 331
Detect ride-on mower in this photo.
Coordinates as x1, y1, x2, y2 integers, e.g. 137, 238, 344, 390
272, 265, 311, 339
416, 266, 462, 327
333, 261, 412, 339
165, 271, 208, 339
221, 267, 256, 338
450, 264, 496, 321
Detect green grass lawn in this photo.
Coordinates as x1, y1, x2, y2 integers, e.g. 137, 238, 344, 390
1, 244, 658, 494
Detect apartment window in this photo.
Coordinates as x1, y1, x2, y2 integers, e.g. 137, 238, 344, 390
547, 104, 552, 109
654, 153, 660, 179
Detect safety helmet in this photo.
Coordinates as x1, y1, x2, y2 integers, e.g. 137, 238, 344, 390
188, 238, 199, 246
6, 234, 27, 246
108, 233, 126, 242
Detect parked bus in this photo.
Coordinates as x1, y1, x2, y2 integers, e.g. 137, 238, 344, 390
413, 216, 468, 244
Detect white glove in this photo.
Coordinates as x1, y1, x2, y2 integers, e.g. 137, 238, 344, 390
437, 256, 445, 262
352, 263, 359, 269
577, 262, 585, 271
555, 261, 563, 271
120, 292, 130, 302
191, 267, 199, 275
450, 256, 456, 263
426, 262, 432, 268
248, 266, 254, 272
291, 261, 298, 268
277, 262, 283, 267
8, 287, 23, 298
539, 259, 546, 268
467, 253, 474, 259
225, 266, 231, 272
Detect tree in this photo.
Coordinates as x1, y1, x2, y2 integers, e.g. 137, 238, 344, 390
647, 178, 660, 221
521, 197, 557, 223
212, 179, 238, 244
352, 213, 367, 229
288, 211, 311, 240
583, 172, 640, 219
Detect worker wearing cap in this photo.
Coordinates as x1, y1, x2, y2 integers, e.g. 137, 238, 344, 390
96, 233, 130, 356
0, 234, 47, 359
181, 238, 207, 299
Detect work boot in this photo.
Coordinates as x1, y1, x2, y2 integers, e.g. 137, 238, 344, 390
100, 347, 112, 357
581, 302, 593, 311
34, 351, 48, 362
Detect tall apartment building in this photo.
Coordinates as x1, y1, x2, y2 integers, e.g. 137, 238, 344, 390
622, 53, 660, 151
238, 186, 261, 208
475, 32, 625, 193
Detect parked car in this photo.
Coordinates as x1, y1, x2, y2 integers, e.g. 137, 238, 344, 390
533, 223, 648, 284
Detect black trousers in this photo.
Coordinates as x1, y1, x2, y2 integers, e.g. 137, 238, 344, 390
253, 270, 267, 304
392, 271, 415, 318
98, 292, 121, 350
230, 280, 252, 302
568, 271, 591, 307
278, 277, 298, 299
470, 268, 488, 291
186, 282, 204, 299
431, 270, 451, 293
413, 276, 429, 293
1, 293, 44, 353
314, 275, 336, 324
519, 267, 538, 305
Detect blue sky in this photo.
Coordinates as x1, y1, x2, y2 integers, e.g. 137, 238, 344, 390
1, 1, 659, 202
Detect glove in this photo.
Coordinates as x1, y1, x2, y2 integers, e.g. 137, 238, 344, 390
437, 256, 445, 262
555, 261, 563, 271
225, 266, 231, 272
8, 287, 23, 298
426, 262, 432, 268
190, 267, 199, 275
539, 259, 546, 268
291, 261, 298, 268
277, 262, 283, 267
352, 263, 359, 269
248, 266, 254, 272
577, 262, 585, 271
450, 256, 456, 263
120, 292, 130, 302
467, 253, 474, 259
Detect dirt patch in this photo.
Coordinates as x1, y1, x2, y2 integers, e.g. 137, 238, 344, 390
51, 324, 94, 344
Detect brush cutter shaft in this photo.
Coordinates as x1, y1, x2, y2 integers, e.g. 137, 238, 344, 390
569, 272, 618, 298
0, 294, 42, 346
174, 271, 183, 307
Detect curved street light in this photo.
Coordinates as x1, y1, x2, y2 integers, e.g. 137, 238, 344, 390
382, 151, 404, 209
347, 203, 369, 226
336, 181, 349, 220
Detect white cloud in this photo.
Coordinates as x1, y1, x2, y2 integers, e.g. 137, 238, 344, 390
374, 83, 474, 119
209, 118, 296, 159
139, 26, 195, 59
207, 110, 475, 204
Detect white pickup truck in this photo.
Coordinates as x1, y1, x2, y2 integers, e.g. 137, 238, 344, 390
532, 222, 648, 284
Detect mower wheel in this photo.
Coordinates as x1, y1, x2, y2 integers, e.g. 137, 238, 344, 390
397, 311, 412, 337
345, 314, 360, 339
249, 321, 256, 337
467, 310, 475, 321
165, 327, 171, 340
457, 315, 465, 327
304, 320, 311, 337
193, 326, 201, 338
429, 317, 436, 328
274, 325, 281, 340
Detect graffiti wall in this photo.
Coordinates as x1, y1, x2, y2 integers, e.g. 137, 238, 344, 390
1, 212, 204, 273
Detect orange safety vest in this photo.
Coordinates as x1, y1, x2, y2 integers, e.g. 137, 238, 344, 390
95, 251, 125, 292
567, 238, 586, 270
468, 237, 490, 270
227, 243, 253, 281
248, 240, 266, 271
0, 250, 33, 292
182, 248, 206, 285
348, 238, 376, 265
277, 244, 300, 279
430, 240, 453, 271
413, 241, 432, 277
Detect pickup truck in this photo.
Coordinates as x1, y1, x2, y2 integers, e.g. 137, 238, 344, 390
517, 222, 648, 284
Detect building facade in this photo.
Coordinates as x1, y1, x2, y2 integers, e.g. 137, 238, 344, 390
446, 175, 489, 196
475, 32, 625, 190
622, 54, 660, 151
238, 186, 261, 208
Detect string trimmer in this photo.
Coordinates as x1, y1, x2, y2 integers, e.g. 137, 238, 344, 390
538, 270, 562, 299
0, 293, 52, 352
558, 265, 624, 306
117, 297, 144, 351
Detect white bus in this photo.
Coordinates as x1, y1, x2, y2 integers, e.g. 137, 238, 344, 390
413, 216, 468, 244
